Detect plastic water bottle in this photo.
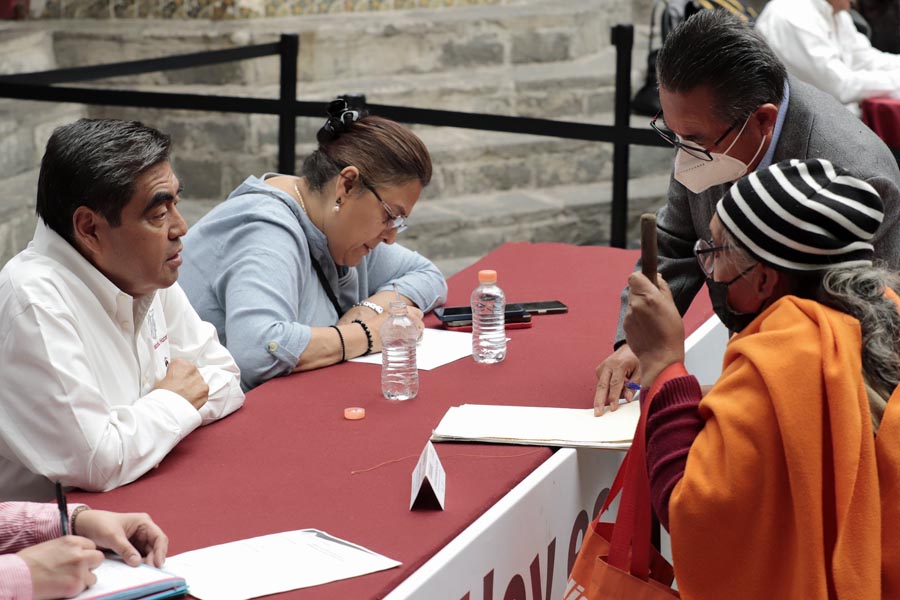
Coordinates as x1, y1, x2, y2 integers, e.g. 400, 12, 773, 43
380, 301, 419, 400
471, 269, 506, 364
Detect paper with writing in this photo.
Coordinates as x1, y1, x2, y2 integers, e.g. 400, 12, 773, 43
164, 529, 400, 600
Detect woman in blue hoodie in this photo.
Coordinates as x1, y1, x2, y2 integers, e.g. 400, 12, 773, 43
180, 99, 447, 390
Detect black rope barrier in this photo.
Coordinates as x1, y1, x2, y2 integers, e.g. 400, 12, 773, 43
0, 26, 669, 247
0, 43, 281, 85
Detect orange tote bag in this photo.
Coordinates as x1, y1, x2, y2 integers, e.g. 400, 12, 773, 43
567, 397, 678, 600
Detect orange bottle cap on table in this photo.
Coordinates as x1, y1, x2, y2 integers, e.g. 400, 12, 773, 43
478, 269, 497, 284
343, 407, 366, 420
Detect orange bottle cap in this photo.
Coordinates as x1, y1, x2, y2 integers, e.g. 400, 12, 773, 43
478, 269, 497, 284
344, 407, 366, 420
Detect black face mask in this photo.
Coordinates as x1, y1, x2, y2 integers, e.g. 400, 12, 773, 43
705, 264, 762, 334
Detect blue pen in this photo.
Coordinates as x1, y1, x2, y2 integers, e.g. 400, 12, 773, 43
55, 481, 68, 536
625, 381, 641, 392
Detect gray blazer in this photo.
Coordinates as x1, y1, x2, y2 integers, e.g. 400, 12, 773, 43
615, 77, 900, 344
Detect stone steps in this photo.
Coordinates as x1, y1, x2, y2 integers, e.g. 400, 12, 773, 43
83, 97, 672, 201
88, 47, 626, 120
0, 100, 86, 268
0, 168, 40, 265
398, 170, 671, 265
0, 139, 673, 270
0, 0, 669, 269
414, 116, 671, 200
29, 0, 633, 85
21, 0, 655, 203
0, 30, 56, 75
0, 29, 78, 181
70, 42, 658, 200
0, 100, 86, 179
172, 170, 671, 280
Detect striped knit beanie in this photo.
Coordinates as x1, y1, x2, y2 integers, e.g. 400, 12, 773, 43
716, 158, 884, 271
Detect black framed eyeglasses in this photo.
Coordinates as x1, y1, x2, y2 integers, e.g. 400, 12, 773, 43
694, 238, 734, 277
651, 112, 738, 162
365, 183, 408, 233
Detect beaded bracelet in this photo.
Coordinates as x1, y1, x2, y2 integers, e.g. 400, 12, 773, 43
70, 505, 91, 536
330, 325, 346, 363
352, 319, 374, 356
352, 300, 384, 315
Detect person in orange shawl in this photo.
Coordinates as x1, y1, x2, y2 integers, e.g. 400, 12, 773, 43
623, 158, 900, 599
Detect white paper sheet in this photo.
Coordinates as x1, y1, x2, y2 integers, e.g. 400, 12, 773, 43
349, 327, 472, 370
164, 529, 400, 600
430, 402, 640, 449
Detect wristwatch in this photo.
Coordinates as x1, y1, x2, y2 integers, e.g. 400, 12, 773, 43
353, 300, 384, 315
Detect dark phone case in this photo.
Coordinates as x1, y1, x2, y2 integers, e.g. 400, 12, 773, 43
443, 320, 533, 332
444, 312, 532, 328
435, 303, 527, 323
518, 301, 568, 315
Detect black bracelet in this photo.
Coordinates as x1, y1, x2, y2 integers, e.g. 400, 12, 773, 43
352, 319, 373, 356
330, 325, 346, 362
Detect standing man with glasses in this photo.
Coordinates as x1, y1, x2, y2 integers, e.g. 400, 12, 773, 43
179, 100, 447, 390
593, 9, 900, 415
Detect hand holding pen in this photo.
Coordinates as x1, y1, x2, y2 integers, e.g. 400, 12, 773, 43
54, 482, 169, 568
15, 483, 105, 600
594, 215, 657, 416
15, 483, 170, 600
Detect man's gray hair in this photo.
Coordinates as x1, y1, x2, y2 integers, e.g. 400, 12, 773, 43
36, 118, 171, 244
656, 10, 787, 124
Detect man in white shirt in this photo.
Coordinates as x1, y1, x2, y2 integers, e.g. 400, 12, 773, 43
756, 0, 900, 114
0, 118, 245, 501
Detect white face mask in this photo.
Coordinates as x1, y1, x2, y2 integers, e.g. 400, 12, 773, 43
673, 115, 766, 194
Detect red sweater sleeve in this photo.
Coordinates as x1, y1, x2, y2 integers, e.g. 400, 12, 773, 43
644, 364, 704, 531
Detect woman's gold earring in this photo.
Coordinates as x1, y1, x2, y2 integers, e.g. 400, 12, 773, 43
333, 198, 342, 213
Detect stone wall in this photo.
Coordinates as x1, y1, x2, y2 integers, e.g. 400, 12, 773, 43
25, 0, 524, 20
0, 0, 672, 271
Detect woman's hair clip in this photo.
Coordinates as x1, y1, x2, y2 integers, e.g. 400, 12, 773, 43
317, 95, 369, 144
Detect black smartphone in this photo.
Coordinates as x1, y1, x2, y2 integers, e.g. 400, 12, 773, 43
519, 300, 568, 315
444, 313, 533, 330
444, 312, 533, 327
434, 303, 527, 323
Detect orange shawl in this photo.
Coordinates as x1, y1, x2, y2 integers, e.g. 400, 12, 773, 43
669, 292, 900, 599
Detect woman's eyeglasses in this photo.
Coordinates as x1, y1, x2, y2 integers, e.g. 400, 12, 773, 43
365, 184, 408, 233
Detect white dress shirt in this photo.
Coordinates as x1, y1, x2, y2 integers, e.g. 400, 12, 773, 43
0, 222, 245, 500
756, 0, 900, 113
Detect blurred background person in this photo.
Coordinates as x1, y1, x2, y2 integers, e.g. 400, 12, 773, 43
757, 0, 900, 114
856, 0, 900, 54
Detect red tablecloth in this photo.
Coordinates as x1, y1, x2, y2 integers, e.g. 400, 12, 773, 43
71, 242, 713, 599
862, 97, 900, 148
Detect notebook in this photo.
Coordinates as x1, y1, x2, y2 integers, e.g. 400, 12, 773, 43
71, 557, 187, 600
430, 402, 640, 449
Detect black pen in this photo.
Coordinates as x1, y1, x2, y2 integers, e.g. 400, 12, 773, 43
55, 481, 68, 536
